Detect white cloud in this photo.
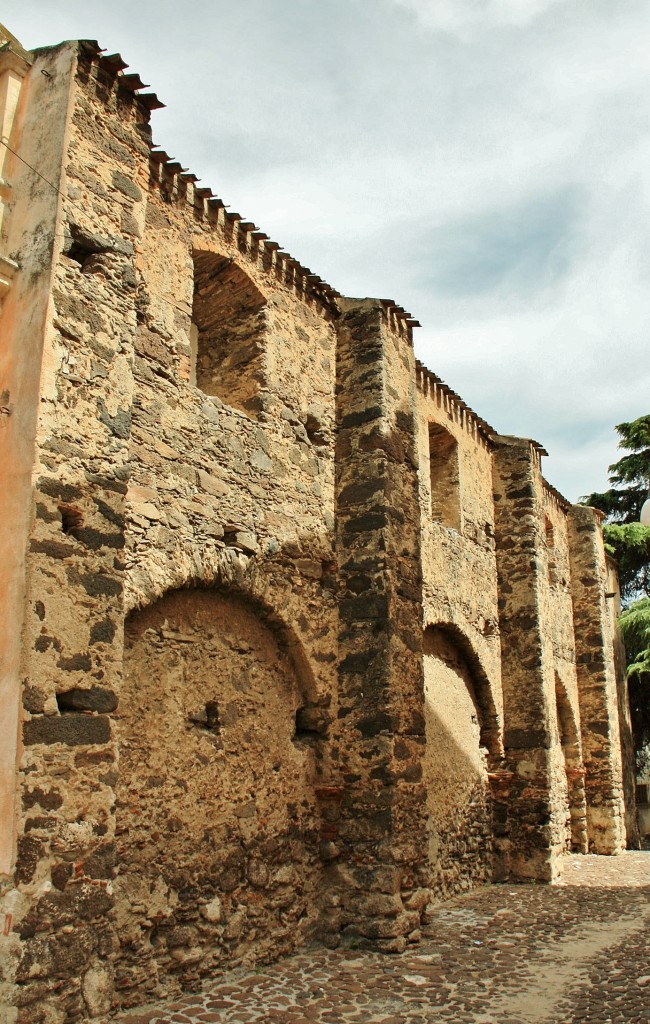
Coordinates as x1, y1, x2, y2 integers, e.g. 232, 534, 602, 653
390, 0, 567, 35
4, 0, 650, 501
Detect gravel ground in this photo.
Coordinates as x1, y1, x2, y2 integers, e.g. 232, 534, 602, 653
116, 852, 650, 1024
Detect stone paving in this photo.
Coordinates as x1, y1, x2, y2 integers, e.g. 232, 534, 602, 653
117, 853, 650, 1024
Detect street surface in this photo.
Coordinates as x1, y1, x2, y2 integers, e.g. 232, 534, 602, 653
119, 853, 650, 1024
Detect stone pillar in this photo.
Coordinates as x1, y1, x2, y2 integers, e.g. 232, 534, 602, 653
491, 436, 566, 880
0, 40, 147, 1022
568, 506, 626, 853
0, 41, 78, 886
606, 557, 639, 848
330, 298, 429, 951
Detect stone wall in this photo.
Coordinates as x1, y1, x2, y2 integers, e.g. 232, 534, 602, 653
422, 626, 493, 897
415, 367, 502, 711
0, 38, 73, 885
492, 438, 579, 880
0, 32, 637, 1024
540, 486, 587, 855
115, 590, 324, 1004
605, 557, 640, 849
2, 41, 143, 1024
0, 41, 342, 1021
331, 299, 430, 952
414, 368, 502, 896
568, 506, 626, 854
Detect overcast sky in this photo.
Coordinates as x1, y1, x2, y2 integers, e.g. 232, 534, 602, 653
6, 0, 650, 500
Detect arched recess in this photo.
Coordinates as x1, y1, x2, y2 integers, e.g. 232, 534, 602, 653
422, 624, 500, 897
424, 622, 501, 758
428, 422, 461, 530
544, 516, 558, 586
124, 548, 326, 706
113, 586, 326, 1004
554, 674, 588, 853
191, 250, 267, 415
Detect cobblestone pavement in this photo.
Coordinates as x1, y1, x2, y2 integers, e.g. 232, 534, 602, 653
119, 853, 650, 1024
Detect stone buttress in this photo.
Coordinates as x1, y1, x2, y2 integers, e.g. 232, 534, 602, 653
568, 506, 626, 853
0, 25, 639, 1024
492, 437, 571, 879
0, 38, 141, 1024
331, 298, 430, 950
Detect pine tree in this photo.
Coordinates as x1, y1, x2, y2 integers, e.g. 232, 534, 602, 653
582, 414, 650, 601
582, 416, 650, 758
619, 598, 650, 753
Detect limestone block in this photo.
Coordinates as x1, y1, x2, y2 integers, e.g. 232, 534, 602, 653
201, 896, 222, 923
81, 965, 113, 1018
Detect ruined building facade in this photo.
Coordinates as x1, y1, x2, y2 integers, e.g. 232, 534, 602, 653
0, 31, 638, 1023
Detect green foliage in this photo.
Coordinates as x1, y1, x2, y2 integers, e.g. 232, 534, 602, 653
586, 487, 645, 523
609, 416, 650, 486
582, 413, 650, 523
602, 523, 650, 602
619, 598, 650, 678
581, 414, 650, 601
619, 598, 650, 749
583, 416, 650, 755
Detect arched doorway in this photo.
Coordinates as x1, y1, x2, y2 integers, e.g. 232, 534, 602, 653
554, 674, 588, 853
113, 588, 323, 1004
422, 625, 499, 897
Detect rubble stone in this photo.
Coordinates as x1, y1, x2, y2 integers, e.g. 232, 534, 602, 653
0, 25, 638, 1023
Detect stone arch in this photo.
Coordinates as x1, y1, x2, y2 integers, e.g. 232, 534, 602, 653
544, 515, 557, 585
423, 621, 501, 758
125, 545, 323, 705
422, 623, 498, 897
554, 673, 588, 853
113, 583, 326, 1005
428, 422, 461, 530
191, 249, 268, 415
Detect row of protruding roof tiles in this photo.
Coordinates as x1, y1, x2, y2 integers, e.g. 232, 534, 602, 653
380, 298, 421, 338
77, 39, 419, 333
542, 476, 573, 513
75, 35, 575, 514
415, 359, 496, 447
79, 39, 165, 110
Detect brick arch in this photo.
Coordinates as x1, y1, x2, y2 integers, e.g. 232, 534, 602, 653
113, 584, 326, 1007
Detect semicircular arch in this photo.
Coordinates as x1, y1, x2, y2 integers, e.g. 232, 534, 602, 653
423, 620, 502, 757
116, 582, 326, 979
554, 672, 581, 753
125, 546, 320, 704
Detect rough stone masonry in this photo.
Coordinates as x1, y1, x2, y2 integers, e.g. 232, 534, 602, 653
0, 25, 639, 1024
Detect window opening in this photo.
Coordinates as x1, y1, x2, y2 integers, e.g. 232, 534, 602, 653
545, 516, 557, 585
191, 251, 267, 415
428, 422, 461, 530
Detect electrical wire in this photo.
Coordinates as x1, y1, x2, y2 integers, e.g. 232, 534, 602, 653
1, 136, 195, 320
